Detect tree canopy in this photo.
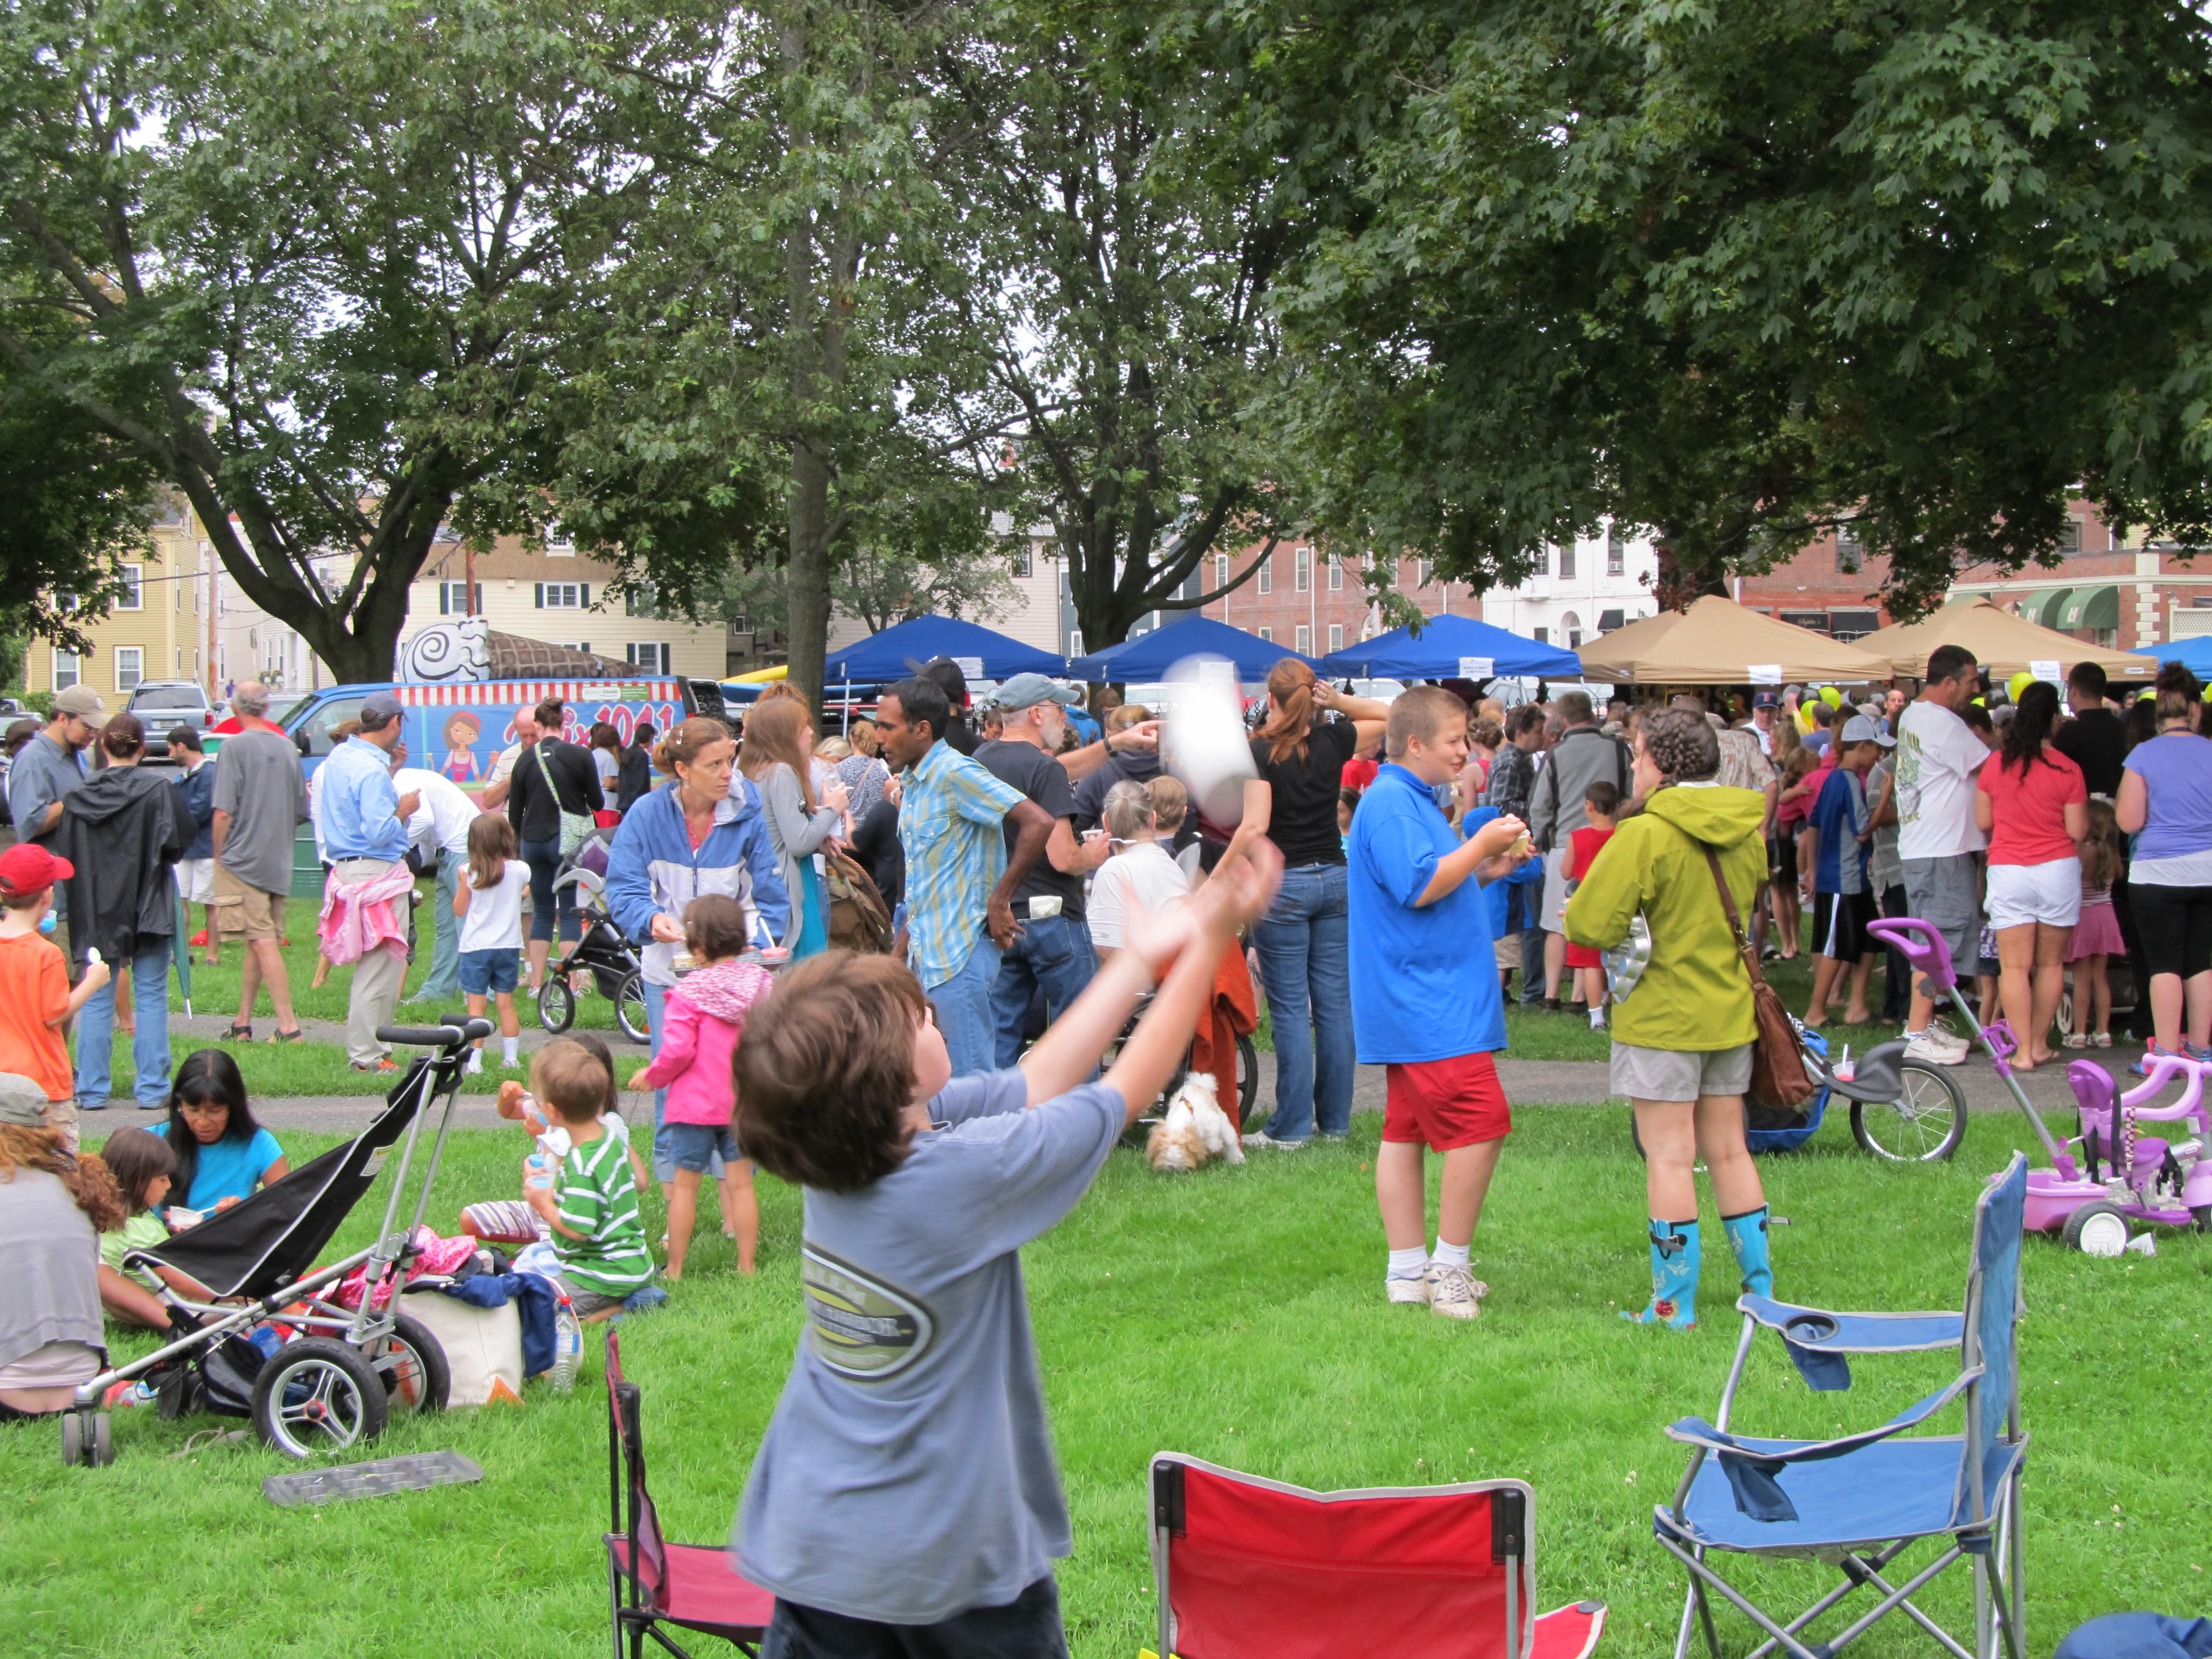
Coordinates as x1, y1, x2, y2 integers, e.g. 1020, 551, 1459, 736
1212, 0, 2212, 613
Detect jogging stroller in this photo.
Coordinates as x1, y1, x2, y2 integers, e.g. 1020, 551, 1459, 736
59, 1016, 492, 1467
541, 829, 650, 1044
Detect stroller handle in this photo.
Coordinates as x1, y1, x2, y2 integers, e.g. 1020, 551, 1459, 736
1865, 916, 1957, 995
378, 1019, 493, 1049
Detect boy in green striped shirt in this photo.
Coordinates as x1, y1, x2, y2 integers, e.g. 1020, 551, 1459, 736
522, 1040, 653, 1317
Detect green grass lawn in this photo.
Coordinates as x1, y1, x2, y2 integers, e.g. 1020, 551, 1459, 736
8, 1100, 2206, 1657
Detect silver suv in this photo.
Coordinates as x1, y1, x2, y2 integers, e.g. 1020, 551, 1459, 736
125, 681, 213, 759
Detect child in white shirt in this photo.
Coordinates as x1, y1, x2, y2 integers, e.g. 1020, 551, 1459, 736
454, 813, 529, 1072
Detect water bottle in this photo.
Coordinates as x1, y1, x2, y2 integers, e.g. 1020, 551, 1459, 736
550, 1302, 583, 1391
525, 1151, 555, 1192
37, 909, 56, 935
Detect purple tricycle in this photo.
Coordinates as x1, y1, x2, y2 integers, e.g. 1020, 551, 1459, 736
1869, 916, 2212, 1253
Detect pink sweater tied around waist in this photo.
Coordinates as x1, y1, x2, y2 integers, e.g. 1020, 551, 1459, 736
632, 959, 775, 1126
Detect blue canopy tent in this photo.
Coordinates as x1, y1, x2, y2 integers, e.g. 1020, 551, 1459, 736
1068, 615, 1321, 682
820, 614, 1068, 683
2133, 636, 2212, 680
1314, 612, 1583, 681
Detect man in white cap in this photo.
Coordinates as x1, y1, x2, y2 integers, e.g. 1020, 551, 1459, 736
8, 685, 107, 964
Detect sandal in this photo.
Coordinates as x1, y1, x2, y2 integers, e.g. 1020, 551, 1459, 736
270, 1027, 306, 1044
222, 1022, 254, 1041
2063, 1034, 2089, 1050
2091, 1033, 2113, 1048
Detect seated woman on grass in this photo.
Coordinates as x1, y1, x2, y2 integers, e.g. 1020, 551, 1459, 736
152, 1050, 287, 1217
0, 1078, 170, 1417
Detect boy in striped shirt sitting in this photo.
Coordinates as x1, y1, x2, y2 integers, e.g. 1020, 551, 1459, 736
521, 1040, 653, 1318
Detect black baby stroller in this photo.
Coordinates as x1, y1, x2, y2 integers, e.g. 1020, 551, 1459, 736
59, 1017, 491, 1466
539, 829, 650, 1044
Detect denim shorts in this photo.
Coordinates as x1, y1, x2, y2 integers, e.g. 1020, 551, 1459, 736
661, 1121, 742, 1173
458, 947, 520, 995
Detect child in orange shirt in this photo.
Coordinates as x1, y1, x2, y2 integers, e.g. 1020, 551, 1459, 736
1562, 782, 1619, 1029
0, 844, 111, 1147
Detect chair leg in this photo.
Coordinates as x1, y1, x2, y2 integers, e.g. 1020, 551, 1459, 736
610, 1561, 625, 1659
1653, 1536, 1827, 1659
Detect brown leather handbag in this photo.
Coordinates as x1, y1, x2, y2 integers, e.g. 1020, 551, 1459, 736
1703, 847, 1814, 1108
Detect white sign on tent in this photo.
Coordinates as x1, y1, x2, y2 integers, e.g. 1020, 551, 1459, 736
1458, 656, 1495, 680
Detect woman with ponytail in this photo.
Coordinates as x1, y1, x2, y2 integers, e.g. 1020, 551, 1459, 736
1225, 659, 1390, 1146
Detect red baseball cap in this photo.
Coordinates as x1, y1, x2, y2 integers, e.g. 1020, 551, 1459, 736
0, 843, 72, 895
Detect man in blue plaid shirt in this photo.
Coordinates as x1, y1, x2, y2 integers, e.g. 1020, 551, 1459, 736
877, 675, 1054, 1076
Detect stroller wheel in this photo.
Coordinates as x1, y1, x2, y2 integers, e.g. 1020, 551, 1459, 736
371, 1312, 451, 1413
59, 1410, 109, 1468
538, 976, 576, 1035
1235, 1031, 1259, 1130
1849, 1060, 1969, 1162
615, 971, 651, 1045
251, 1338, 388, 1459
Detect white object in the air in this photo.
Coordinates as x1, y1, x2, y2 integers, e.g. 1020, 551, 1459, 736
1166, 653, 1256, 826
83, 948, 102, 967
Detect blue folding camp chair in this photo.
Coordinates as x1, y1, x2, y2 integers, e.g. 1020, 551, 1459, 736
1653, 1152, 2028, 1659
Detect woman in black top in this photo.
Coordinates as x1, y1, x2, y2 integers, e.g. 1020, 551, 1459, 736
1226, 659, 1390, 1145
617, 720, 656, 816
507, 697, 605, 991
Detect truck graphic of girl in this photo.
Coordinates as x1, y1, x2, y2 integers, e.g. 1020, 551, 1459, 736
441, 710, 484, 784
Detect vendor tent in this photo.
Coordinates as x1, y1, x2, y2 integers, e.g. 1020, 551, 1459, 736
1316, 612, 1582, 681
821, 614, 1067, 684
1574, 594, 1891, 686
1070, 615, 1321, 682
2132, 636, 2212, 680
1856, 598, 2154, 683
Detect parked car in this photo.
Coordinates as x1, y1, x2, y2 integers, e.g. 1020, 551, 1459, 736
125, 681, 215, 758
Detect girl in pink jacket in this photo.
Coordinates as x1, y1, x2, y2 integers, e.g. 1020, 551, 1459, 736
629, 895, 774, 1276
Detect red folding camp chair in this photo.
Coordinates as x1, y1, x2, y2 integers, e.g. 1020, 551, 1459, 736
604, 1330, 777, 1658
1148, 1454, 1606, 1659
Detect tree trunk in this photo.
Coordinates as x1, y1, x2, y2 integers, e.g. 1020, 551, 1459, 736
787, 436, 833, 717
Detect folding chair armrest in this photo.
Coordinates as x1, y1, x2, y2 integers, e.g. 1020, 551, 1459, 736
1738, 1296, 1963, 1351
1666, 1366, 1984, 1523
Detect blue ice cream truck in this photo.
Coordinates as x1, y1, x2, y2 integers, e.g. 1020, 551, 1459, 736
253, 675, 724, 894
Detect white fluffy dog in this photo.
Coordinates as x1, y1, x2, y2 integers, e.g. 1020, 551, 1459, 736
1144, 1071, 1246, 1172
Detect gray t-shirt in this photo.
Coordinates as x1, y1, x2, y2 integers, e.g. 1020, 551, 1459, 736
7, 732, 86, 848
212, 727, 310, 894
735, 1069, 1125, 1623
0, 1167, 103, 1371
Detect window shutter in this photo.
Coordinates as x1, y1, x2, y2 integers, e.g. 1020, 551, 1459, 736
439, 584, 450, 615
580, 583, 591, 609
474, 583, 483, 613
534, 582, 544, 609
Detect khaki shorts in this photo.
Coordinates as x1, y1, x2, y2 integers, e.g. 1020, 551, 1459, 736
1493, 934, 1523, 971
213, 862, 286, 941
1610, 1040, 1755, 1103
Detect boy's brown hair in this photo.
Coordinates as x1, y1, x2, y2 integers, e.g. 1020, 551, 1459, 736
684, 893, 752, 962
98, 1125, 178, 1213
735, 951, 924, 1193
1, 884, 49, 914
532, 1039, 612, 1126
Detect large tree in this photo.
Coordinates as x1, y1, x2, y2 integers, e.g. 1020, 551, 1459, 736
0, 0, 718, 681
937, 2, 1301, 652
560, 0, 1015, 711
1209, 0, 2212, 614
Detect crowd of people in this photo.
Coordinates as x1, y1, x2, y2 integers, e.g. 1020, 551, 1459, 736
11, 637, 2212, 1652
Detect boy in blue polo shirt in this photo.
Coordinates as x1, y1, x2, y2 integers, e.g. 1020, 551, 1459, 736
1347, 687, 1536, 1319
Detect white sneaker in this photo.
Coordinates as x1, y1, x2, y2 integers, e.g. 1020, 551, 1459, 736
1239, 1133, 1307, 1151
464, 1051, 483, 1075
1428, 1263, 1486, 1320
1904, 1025, 1970, 1066
1386, 1274, 1432, 1306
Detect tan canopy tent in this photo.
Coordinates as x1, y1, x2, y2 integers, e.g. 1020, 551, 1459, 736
1574, 594, 1891, 686
1855, 598, 2155, 684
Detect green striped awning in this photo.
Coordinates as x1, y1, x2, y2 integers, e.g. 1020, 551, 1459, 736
2033, 588, 2075, 627
2057, 586, 2120, 631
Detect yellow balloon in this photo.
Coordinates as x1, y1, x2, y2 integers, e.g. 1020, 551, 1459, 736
2007, 670, 2035, 704
1819, 686, 1843, 708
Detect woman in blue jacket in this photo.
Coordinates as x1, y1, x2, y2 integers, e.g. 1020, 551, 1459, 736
605, 717, 790, 1190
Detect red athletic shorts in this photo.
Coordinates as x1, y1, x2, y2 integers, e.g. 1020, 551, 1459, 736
1383, 1051, 1512, 1150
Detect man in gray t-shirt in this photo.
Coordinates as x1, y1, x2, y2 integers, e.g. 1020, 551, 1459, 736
8, 687, 106, 959
210, 682, 310, 1038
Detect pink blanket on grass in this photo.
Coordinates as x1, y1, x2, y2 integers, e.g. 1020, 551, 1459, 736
318, 862, 416, 966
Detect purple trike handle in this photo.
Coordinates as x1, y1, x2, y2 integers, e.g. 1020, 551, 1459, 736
1866, 916, 1956, 994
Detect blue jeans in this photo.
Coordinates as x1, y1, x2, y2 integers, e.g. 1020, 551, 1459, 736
1506, 883, 1545, 1006
643, 978, 724, 1185
991, 911, 1099, 1070
1250, 864, 1354, 1141
926, 932, 1002, 1078
519, 836, 581, 944
75, 937, 173, 1110
405, 855, 462, 1001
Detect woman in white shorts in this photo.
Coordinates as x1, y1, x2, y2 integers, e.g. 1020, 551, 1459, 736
1975, 682, 2086, 1070
1562, 709, 1773, 1332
